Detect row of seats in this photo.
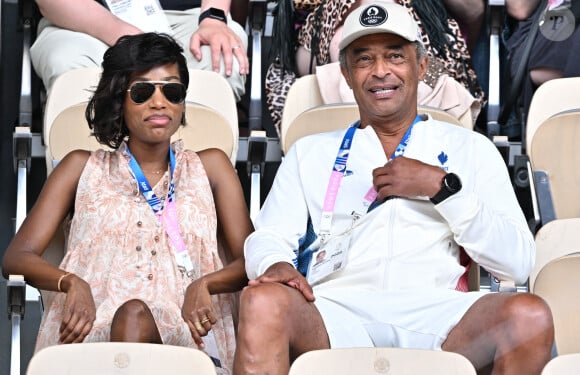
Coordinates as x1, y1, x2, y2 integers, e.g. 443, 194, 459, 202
24, 342, 580, 374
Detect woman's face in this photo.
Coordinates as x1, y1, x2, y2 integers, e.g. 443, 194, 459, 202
123, 63, 186, 145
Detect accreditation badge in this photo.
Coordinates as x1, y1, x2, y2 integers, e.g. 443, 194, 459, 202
307, 230, 351, 285
105, 0, 171, 34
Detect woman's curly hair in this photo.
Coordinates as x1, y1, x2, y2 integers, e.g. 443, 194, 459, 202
85, 32, 189, 149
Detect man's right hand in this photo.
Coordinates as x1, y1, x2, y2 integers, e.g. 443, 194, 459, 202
248, 262, 315, 302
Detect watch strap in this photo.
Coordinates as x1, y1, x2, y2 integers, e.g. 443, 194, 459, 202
199, 7, 227, 24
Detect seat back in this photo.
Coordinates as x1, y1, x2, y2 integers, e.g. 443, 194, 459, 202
531, 218, 580, 355
526, 77, 580, 153
541, 353, 580, 375
529, 111, 580, 219
44, 67, 238, 172
281, 103, 466, 155
534, 254, 580, 355
280, 74, 471, 152
26, 342, 217, 375
288, 347, 476, 375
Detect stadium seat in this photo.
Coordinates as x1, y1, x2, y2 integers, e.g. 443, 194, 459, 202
541, 353, 580, 375
288, 347, 476, 375
530, 218, 580, 355
26, 342, 217, 375
527, 110, 580, 226
526, 77, 580, 154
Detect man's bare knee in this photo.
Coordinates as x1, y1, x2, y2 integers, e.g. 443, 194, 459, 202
497, 293, 554, 344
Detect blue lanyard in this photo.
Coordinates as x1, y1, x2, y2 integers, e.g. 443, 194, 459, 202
127, 146, 176, 215
367, 115, 422, 212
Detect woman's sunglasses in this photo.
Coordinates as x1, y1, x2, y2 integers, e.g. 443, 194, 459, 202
127, 81, 186, 104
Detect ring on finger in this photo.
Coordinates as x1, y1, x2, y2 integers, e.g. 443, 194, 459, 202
200, 317, 210, 324
194, 321, 203, 331
232, 45, 241, 50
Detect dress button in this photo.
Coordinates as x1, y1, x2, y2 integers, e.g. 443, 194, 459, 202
147, 274, 153, 280
137, 221, 142, 227
151, 250, 157, 256
154, 235, 160, 242
132, 189, 138, 195
136, 246, 142, 252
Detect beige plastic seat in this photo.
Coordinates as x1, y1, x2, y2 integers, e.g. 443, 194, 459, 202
280, 74, 468, 156
530, 218, 580, 355
26, 342, 217, 375
526, 77, 580, 153
44, 67, 238, 172
528, 111, 580, 219
541, 353, 580, 375
288, 347, 476, 375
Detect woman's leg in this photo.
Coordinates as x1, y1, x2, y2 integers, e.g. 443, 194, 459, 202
110, 299, 162, 343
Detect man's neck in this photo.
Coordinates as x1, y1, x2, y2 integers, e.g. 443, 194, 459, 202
361, 113, 418, 158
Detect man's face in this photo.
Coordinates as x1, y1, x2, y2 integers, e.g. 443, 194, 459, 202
341, 33, 427, 124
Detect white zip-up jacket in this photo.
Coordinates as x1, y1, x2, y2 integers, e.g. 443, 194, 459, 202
245, 117, 535, 290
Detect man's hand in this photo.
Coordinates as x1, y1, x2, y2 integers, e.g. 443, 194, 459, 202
190, 18, 249, 77
59, 275, 96, 344
372, 156, 446, 201
248, 262, 315, 302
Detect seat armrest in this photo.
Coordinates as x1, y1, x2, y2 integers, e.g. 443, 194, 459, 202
7, 275, 26, 320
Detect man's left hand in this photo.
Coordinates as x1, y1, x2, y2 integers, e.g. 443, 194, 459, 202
190, 18, 249, 77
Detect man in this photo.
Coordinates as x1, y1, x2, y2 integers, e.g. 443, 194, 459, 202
31, 0, 248, 100
234, 3, 554, 374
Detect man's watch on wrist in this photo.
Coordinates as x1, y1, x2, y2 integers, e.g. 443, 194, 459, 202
199, 7, 227, 24
430, 172, 462, 204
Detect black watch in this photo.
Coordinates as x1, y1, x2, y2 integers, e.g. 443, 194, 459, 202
199, 7, 227, 24
430, 173, 462, 204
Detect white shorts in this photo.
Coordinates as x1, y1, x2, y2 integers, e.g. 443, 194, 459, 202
314, 287, 487, 350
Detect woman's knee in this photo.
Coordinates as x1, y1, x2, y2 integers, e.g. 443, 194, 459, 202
113, 299, 154, 323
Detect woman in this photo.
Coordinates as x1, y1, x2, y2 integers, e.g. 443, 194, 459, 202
2, 33, 253, 374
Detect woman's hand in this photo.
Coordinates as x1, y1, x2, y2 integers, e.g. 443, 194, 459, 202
182, 277, 217, 348
59, 274, 96, 344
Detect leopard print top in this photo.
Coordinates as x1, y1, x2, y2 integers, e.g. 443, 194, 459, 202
266, 0, 485, 135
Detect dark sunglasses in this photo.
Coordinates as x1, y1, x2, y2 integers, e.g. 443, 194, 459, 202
127, 81, 186, 104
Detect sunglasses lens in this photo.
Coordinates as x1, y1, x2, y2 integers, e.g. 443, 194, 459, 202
162, 83, 186, 104
130, 82, 156, 104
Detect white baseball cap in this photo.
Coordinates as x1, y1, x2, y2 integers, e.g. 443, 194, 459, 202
339, 2, 421, 50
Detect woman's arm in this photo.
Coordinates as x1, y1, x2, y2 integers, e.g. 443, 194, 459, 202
2, 150, 90, 291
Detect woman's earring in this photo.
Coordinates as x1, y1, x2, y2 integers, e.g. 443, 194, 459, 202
181, 112, 186, 126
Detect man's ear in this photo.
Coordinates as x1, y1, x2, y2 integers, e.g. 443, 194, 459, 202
341, 64, 353, 89
418, 55, 429, 81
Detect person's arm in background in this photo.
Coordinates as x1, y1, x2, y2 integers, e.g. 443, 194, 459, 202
505, 0, 542, 20
191, 0, 249, 76
443, 0, 485, 53
35, 0, 141, 46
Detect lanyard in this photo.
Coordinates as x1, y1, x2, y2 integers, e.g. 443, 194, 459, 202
319, 115, 423, 236
319, 124, 358, 239
127, 146, 195, 278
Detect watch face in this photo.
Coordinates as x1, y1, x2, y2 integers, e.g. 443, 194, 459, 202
444, 173, 462, 193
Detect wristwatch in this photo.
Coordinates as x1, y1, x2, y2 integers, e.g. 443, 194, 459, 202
430, 172, 462, 204
199, 7, 227, 24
